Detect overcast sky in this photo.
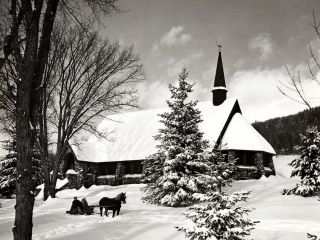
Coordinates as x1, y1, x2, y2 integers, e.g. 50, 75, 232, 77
97, 0, 320, 122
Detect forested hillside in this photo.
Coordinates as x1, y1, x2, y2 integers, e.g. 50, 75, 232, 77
253, 106, 320, 154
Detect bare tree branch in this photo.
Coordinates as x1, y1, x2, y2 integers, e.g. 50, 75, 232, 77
312, 9, 320, 39
278, 65, 313, 109
41, 24, 143, 193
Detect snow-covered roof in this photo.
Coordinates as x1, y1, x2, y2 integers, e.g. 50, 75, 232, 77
66, 169, 78, 175
70, 98, 275, 163
221, 113, 276, 154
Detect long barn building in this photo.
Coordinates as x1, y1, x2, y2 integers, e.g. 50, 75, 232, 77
64, 49, 276, 185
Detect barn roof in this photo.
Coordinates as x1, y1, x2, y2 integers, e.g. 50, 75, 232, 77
70, 98, 276, 163
221, 113, 276, 154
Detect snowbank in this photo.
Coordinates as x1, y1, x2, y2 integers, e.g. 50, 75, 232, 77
0, 155, 320, 240
35, 178, 69, 200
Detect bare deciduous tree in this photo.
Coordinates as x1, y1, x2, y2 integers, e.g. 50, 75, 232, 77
279, 10, 320, 110
0, 1, 119, 239
43, 25, 143, 198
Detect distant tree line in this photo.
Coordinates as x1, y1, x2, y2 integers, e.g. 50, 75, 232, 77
253, 107, 320, 154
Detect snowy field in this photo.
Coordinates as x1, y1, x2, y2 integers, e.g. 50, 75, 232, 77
1, 155, 320, 240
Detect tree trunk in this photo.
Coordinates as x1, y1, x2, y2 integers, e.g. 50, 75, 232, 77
40, 124, 50, 201
49, 171, 58, 198
47, 147, 60, 198
13, 53, 36, 240
13, 3, 40, 237
40, 80, 50, 201
14, 110, 35, 239
48, 142, 67, 198
42, 162, 50, 200
43, 180, 50, 200
13, 186, 35, 240
49, 182, 56, 198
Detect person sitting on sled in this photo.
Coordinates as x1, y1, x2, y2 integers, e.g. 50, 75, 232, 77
81, 197, 93, 215
66, 196, 84, 215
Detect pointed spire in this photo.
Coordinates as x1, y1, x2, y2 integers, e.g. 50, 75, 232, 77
212, 45, 227, 106
213, 44, 226, 89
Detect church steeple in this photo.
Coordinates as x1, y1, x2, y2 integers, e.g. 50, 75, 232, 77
212, 45, 227, 106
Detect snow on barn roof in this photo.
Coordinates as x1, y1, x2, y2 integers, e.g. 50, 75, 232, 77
70, 98, 275, 163
221, 113, 276, 154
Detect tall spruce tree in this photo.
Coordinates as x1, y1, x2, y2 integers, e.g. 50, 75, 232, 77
283, 127, 320, 197
143, 69, 233, 207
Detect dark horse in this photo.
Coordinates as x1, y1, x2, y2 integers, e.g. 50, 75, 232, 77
99, 192, 126, 217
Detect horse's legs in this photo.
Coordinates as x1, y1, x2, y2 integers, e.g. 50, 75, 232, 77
117, 208, 120, 216
112, 209, 116, 217
100, 207, 103, 217
105, 207, 108, 216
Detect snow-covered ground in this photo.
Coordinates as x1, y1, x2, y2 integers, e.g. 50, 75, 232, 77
1, 155, 320, 240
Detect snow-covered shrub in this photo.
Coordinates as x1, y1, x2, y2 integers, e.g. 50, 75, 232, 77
143, 69, 235, 207
283, 127, 320, 197
177, 191, 257, 240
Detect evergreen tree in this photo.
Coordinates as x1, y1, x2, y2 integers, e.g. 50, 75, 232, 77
0, 138, 41, 197
0, 140, 17, 197
177, 191, 257, 240
283, 127, 320, 197
142, 152, 166, 183
209, 149, 235, 193
143, 69, 234, 207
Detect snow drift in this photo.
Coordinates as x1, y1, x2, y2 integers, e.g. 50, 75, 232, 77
0, 155, 319, 240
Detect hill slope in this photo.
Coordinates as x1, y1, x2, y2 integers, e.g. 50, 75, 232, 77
253, 106, 320, 154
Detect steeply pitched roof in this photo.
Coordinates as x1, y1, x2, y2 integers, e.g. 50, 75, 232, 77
71, 98, 240, 163
221, 113, 276, 154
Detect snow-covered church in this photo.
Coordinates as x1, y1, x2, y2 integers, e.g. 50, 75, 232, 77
65, 49, 276, 185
